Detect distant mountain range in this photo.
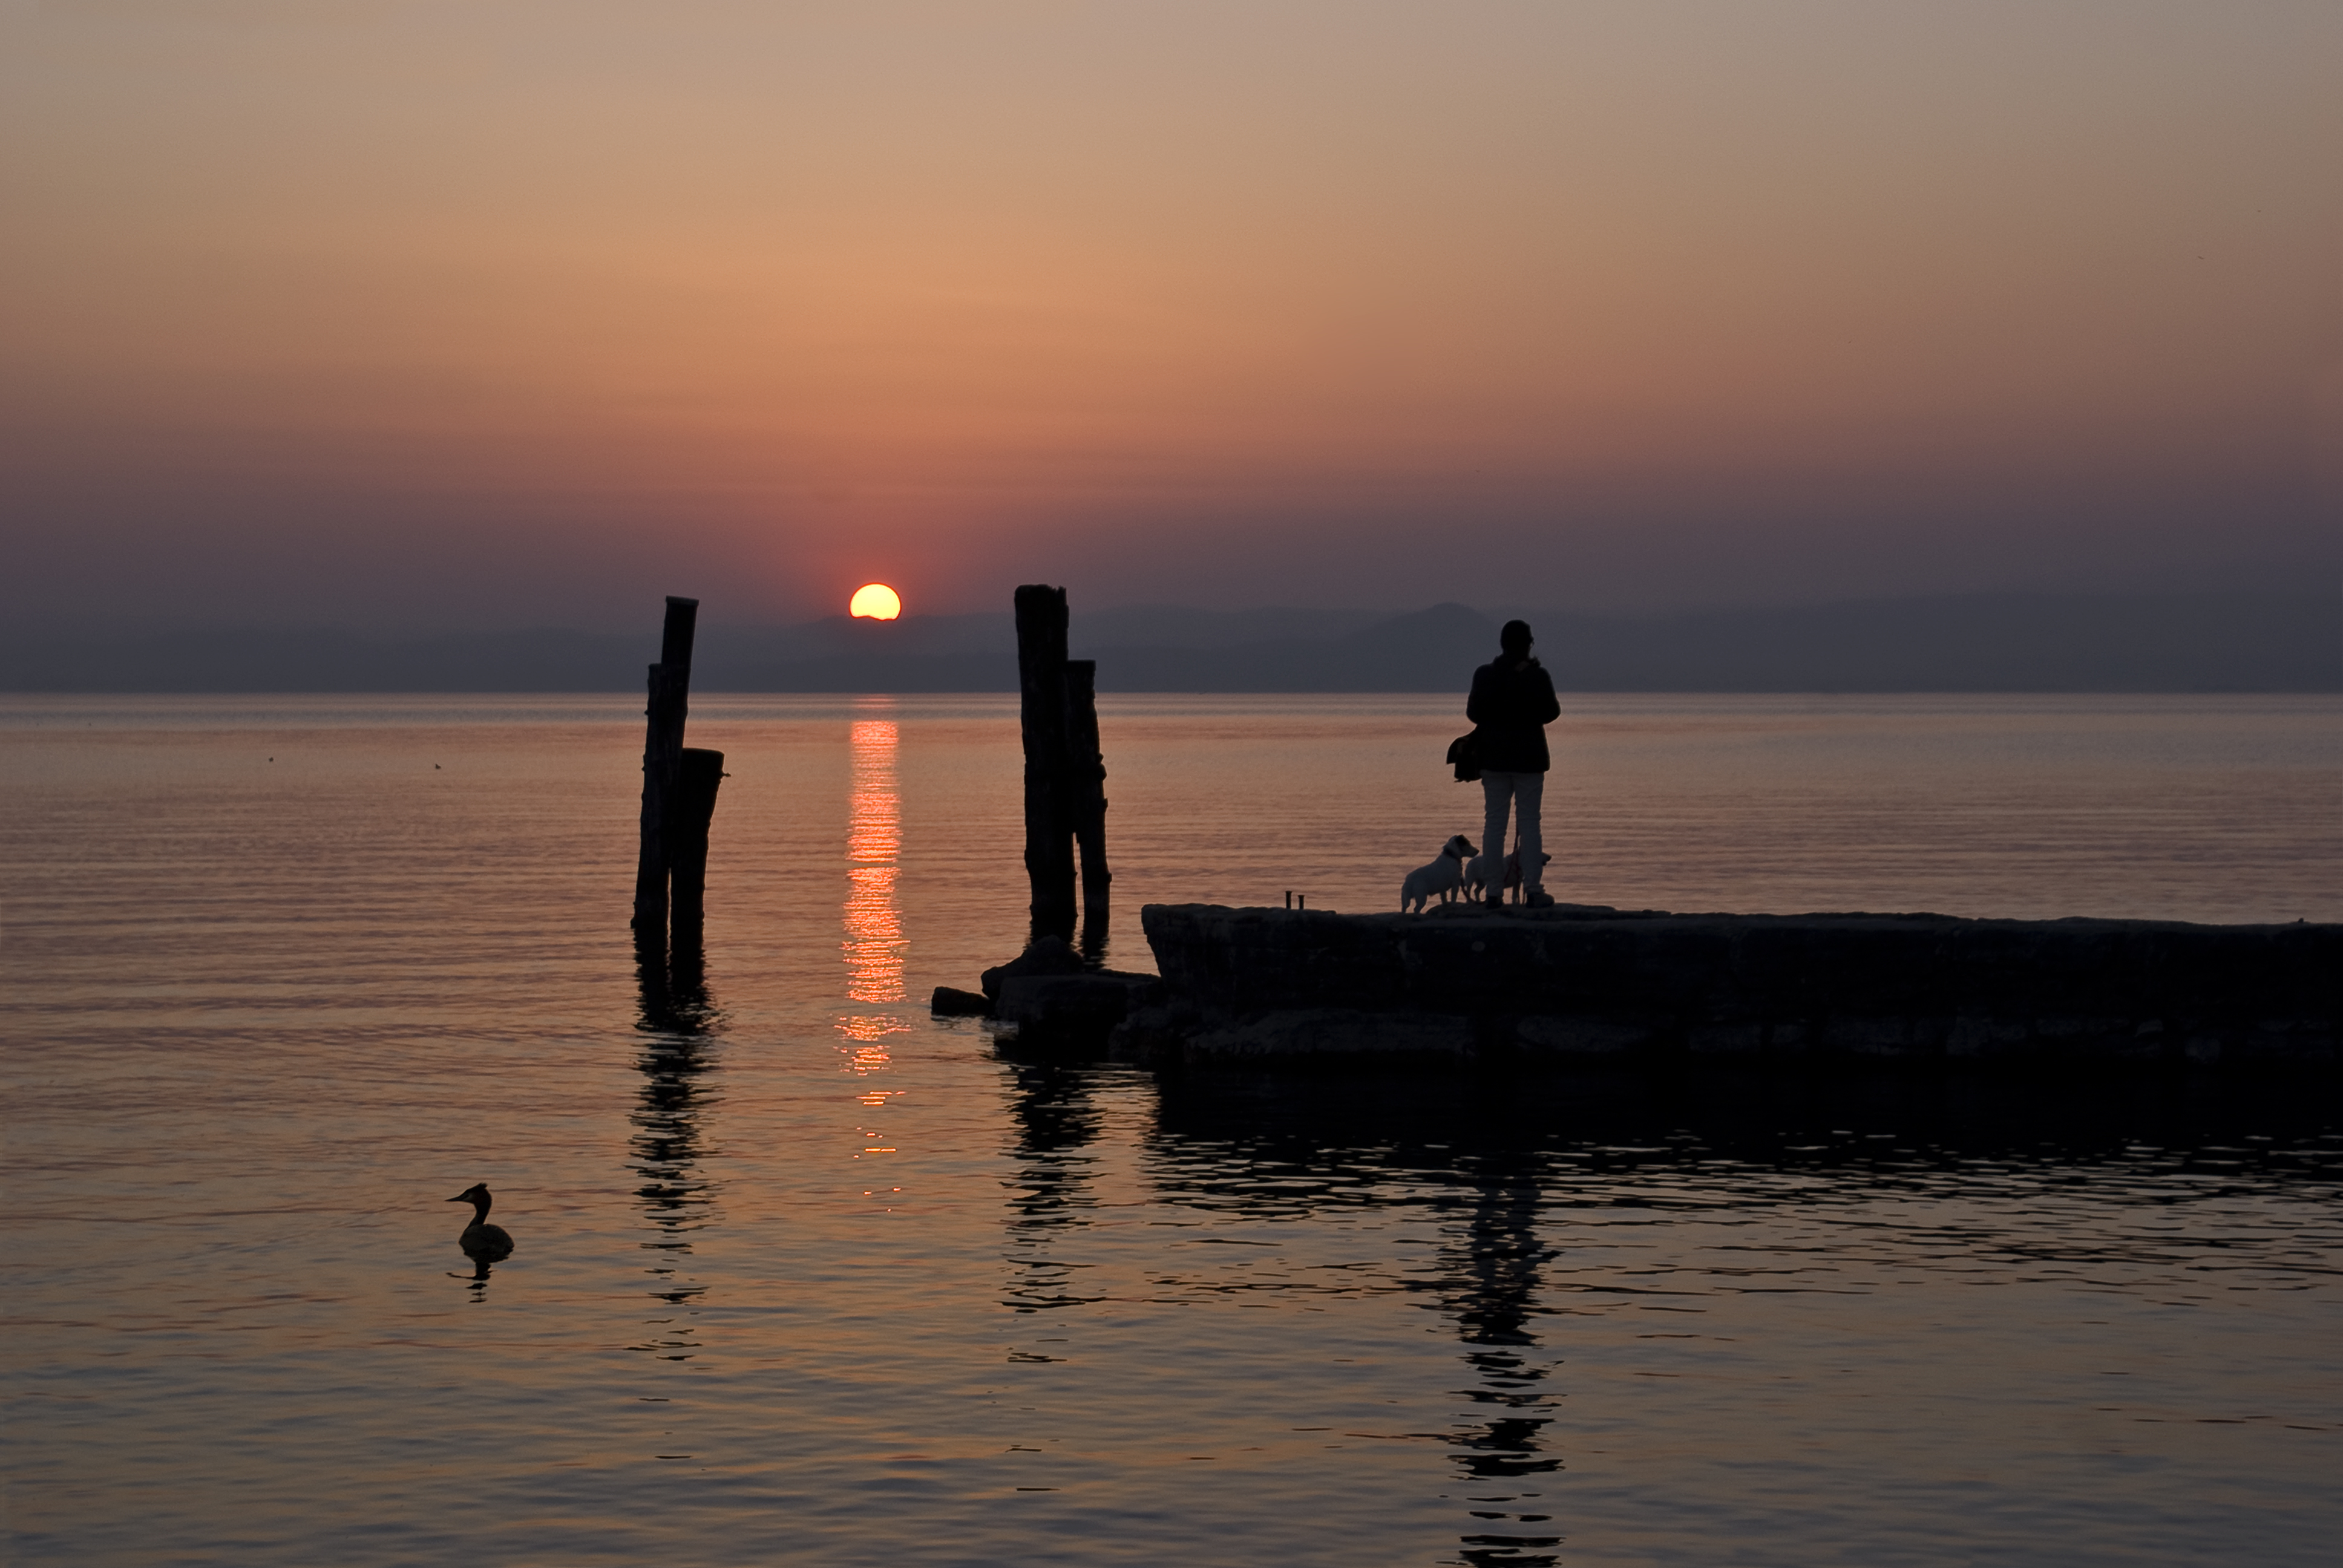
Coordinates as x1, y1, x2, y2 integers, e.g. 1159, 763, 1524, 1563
2, 593, 2333, 693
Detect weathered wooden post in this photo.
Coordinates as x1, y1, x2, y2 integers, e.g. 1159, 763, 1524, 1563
632, 595, 700, 936
1015, 585, 1078, 941
1065, 658, 1110, 946
669, 746, 725, 942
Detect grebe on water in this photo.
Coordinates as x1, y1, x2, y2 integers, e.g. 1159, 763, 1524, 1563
447, 1183, 515, 1259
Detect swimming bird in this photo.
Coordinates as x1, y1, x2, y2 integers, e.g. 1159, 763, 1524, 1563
447, 1183, 515, 1259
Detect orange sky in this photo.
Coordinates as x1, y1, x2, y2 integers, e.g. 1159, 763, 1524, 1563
4, 1, 2337, 629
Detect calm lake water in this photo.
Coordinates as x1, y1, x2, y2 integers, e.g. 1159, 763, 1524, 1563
3, 693, 2339, 1566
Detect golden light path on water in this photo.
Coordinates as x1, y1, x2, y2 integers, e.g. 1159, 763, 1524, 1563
839, 699, 908, 1068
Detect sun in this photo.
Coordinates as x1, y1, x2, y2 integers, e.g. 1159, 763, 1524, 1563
848, 583, 902, 621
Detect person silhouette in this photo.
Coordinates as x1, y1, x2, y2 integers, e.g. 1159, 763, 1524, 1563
1465, 620, 1560, 908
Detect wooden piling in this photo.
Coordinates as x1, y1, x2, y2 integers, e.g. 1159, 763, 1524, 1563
669, 746, 725, 941
632, 595, 700, 935
1015, 584, 1078, 940
1065, 658, 1110, 943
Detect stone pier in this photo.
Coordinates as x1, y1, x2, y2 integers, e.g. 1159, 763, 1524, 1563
1108, 902, 2341, 1067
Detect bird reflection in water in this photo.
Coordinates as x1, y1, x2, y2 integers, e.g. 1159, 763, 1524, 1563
1001, 1064, 1106, 1331
839, 702, 909, 1070
632, 929, 724, 1361
1436, 1153, 1562, 1567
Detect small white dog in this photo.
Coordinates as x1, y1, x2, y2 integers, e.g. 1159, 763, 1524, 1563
1465, 849, 1553, 904
1400, 834, 1478, 912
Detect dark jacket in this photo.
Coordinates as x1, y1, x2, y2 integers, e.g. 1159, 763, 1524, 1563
1466, 656, 1561, 773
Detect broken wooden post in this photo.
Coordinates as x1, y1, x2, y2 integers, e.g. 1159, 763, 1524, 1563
1065, 658, 1110, 947
669, 746, 724, 943
632, 595, 700, 935
1015, 584, 1078, 941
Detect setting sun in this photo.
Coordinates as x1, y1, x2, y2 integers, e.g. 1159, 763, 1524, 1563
848, 584, 902, 621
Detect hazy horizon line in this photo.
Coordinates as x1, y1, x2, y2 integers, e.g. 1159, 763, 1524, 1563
13, 585, 2336, 642
6, 590, 2332, 694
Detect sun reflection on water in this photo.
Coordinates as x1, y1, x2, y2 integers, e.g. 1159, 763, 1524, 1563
838, 704, 908, 1062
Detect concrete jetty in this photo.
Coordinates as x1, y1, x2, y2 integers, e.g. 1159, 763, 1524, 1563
1102, 902, 2339, 1067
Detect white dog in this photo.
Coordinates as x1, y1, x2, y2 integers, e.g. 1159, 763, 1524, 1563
1400, 834, 1478, 912
1465, 849, 1553, 904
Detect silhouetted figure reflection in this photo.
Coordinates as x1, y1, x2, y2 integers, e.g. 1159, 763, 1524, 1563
632, 930, 724, 1361
1001, 1062, 1105, 1319
1434, 1152, 1562, 1567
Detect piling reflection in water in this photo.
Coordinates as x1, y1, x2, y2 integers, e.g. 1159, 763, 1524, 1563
1001, 1064, 1107, 1327
839, 704, 908, 1067
632, 936, 723, 1361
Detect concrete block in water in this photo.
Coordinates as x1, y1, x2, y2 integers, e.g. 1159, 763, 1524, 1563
997, 972, 1161, 1042
980, 933, 1086, 1001
930, 985, 991, 1016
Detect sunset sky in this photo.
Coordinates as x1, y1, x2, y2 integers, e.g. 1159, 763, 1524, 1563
4, 1, 2337, 632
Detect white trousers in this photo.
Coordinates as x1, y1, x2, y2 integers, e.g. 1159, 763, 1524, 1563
1480, 770, 1544, 895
